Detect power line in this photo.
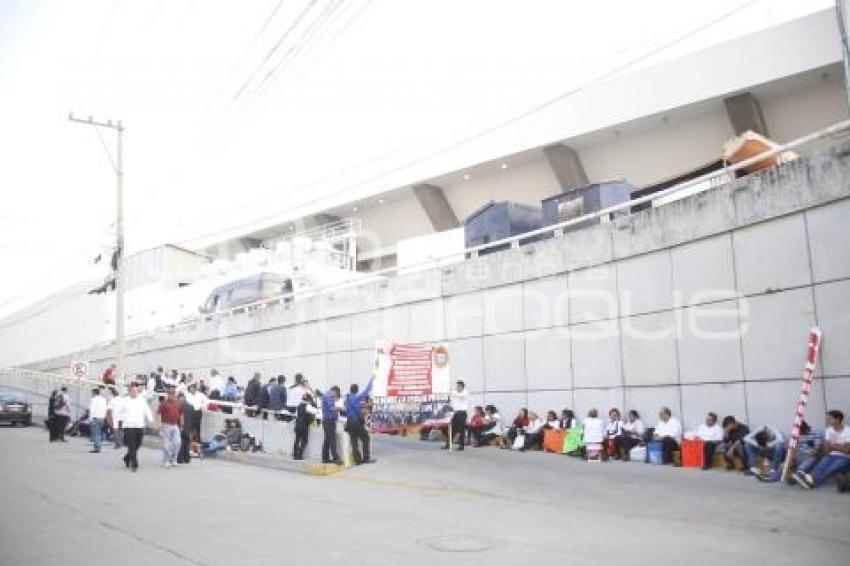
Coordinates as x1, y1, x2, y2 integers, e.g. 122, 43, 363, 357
0, 224, 116, 314
177, 0, 759, 247
213, 0, 287, 108
286, 0, 372, 84
252, 0, 344, 96
227, 0, 320, 107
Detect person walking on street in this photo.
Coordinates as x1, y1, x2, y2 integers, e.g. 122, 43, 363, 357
121, 382, 153, 472
443, 380, 469, 451
344, 376, 375, 465
157, 386, 183, 467
88, 388, 107, 453
321, 386, 343, 464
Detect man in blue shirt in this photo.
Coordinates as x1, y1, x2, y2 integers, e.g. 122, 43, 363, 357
321, 386, 343, 464
344, 377, 375, 465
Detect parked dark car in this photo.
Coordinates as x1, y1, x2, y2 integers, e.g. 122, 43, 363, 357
0, 393, 31, 426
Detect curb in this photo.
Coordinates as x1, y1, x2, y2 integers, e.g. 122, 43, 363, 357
141, 435, 345, 476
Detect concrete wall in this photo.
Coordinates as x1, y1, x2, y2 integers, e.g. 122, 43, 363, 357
16, 142, 850, 433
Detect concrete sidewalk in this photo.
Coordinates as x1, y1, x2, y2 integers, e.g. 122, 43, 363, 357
1, 427, 848, 566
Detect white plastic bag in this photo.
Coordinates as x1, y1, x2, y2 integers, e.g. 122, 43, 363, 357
629, 445, 646, 462
512, 434, 525, 450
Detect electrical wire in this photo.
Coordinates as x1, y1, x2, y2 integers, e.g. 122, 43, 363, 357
251, 0, 344, 96
0, 225, 116, 317
177, 0, 760, 247
285, 0, 372, 84
212, 0, 287, 111
228, 0, 319, 107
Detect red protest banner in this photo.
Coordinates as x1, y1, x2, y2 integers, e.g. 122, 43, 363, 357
780, 327, 823, 482
387, 344, 433, 397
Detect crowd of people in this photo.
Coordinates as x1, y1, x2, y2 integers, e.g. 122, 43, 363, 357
44, 369, 850, 492
45, 365, 380, 472
441, 380, 850, 492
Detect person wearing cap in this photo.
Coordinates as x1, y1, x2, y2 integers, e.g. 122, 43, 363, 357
157, 386, 183, 468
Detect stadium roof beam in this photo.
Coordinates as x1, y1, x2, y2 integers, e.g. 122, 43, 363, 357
543, 143, 589, 192
412, 183, 460, 231
724, 91, 769, 136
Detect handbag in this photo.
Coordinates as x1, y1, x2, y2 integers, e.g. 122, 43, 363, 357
512, 434, 525, 450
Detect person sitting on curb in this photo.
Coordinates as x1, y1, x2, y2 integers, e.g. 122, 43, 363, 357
615, 410, 645, 461
721, 415, 750, 471
560, 409, 578, 430
759, 420, 821, 483
477, 405, 504, 447
793, 410, 850, 490
544, 410, 561, 430
652, 407, 683, 466
468, 406, 487, 447
743, 425, 785, 477
201, 419, 243, 457
696, 412, 724, 470
519, 411, 546, 451
501, 408, 529, 449
605, 408, 624, 460
582, 408, 606, 460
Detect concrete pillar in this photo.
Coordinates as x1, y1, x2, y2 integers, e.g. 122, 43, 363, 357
543, 144, 589, 192
412, 184, 460, 231
724, 92, 768, 136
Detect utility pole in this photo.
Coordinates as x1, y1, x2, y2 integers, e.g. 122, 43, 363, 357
69, 113, 126, 386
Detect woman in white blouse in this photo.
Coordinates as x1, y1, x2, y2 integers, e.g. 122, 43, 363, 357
615, 410, 646, 461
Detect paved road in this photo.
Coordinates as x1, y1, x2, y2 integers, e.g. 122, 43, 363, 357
1, 426, 848, 566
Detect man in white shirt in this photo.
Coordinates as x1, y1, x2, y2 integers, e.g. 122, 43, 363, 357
794, 410, 850, 489
121, 382, 154, 472
696, 412, 723, 470
653, 407, 683, 465
88, 388, 108, 454
443, 380, 469, 451
208, 368, 225, 400
185, 382, 208, 445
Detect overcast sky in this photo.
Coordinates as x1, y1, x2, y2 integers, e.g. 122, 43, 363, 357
0, 0, 831, 317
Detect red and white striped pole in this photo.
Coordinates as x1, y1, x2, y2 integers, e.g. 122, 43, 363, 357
780, 327, 823, 482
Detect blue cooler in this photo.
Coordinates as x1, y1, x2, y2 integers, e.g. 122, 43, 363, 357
647, 441, 664, 465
